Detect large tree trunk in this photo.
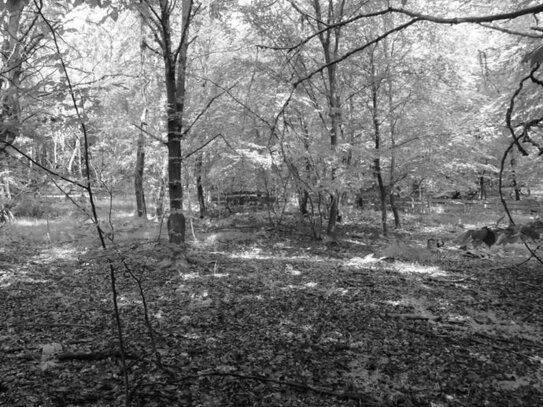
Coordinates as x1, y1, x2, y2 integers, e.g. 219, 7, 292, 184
312, 0, 345, 237
155, 0, 193, 245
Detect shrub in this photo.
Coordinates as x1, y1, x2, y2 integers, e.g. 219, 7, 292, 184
12, 196, 60, 218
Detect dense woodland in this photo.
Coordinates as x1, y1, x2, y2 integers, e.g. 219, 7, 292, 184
1, 1, 543, 406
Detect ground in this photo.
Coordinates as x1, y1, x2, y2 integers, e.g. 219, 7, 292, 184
0, 203, 542, 406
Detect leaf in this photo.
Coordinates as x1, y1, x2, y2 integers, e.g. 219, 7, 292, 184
109, 9, 119, 22
521, 44, 543, 66
39, 360, 59, 371
41, 342, 63, 358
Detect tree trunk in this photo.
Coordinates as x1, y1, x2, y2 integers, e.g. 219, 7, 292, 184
154, 0, 193, 245
195, 152, 206, 218
327, 193, 339, 237
312, 0, 345, 237
479, 175, 487, 200
135, 22, 148, 219
383, 31, 401, 230
299, 189, 309, 215
134, 126, 146, 217
510, 157, 521, 201
155, 156, 168, 218
297, 115, 311, 216
389, 192, 400, 229
375, 163, 387, 235
370, 49, 387, 235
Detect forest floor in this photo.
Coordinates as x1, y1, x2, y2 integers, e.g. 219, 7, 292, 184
1, 205, 542, 406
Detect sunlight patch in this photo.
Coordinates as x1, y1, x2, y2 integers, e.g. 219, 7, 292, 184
39, 246, 79, 261
392, 261, 447, 276
0, 269, 48, 287
210, 272, 229, 278
344, 253, 384, 267
285, 263, 302, 275
15, 218, 49, 226
181, 272, 200, 280
228, 252, 318, 262
284, 281, 317, 290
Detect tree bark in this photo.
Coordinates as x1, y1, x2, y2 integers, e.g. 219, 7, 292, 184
382, 23, 400, 229
135, 20, 148, 218
479, 175, 487, 200
299, 189, 309, 215
147, 0, 194, 245
155, 156, 168, 218
312, 0, 345, 236
510, 157, 520, 201
134, 125, 147, 217
370, 50, 388, 236
195, 152, 206, 218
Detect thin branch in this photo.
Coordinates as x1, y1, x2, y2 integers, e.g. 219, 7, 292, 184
183, 132, 222, 160
504, 66, 538, 157
175, 371, 379, 404
33, 2, 130, 404
498, 138, 517, 225
391, 4, 543, 24
182, 83, 235, 136
173, 1, 198, 63
206, 77, 273, 129
3, 142, 86, 189
133, 123, 167, 145
280, 4, 543, 54
293, 19, 419, 87
478, 22, 543, 38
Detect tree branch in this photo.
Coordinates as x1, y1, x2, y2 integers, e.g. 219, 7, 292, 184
181, 83, 235, 137
133, 123, 167, 145
3, 141, 86, 190
293, 18, 419, 87
183, 132, 222, 160
477, 23, 543, 39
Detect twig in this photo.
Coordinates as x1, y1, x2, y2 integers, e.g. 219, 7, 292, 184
177, 371, 380, 403
5, 323, 95, 328
133, 123, 167, 145
183, 132, 222, 160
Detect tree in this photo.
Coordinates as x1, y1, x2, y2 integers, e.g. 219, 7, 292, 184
139, 0, 195, 245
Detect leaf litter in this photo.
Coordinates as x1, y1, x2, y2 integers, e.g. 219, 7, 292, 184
0, 216, 542, 406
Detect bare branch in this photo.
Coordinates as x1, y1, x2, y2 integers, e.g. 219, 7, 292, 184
3, 141, 86, 190
293, 18, 419, 87
285, 4, 543, 86
477, 23, 543, 38
182, 83, 235, 136
133, 123, 167, 145
183, 132, 222, 160
391, 4, 543, 25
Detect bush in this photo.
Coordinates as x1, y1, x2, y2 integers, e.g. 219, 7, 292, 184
12, 196, 58, 218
